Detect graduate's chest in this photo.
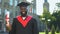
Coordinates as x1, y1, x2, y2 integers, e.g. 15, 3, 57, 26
16, 16, 32, 28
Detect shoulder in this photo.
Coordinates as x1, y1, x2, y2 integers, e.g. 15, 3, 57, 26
31, 17, 37, 22
27, 15, 37, 21
13, 18, 17, 20
32, 18, 36, 20
12, 18, 16, 22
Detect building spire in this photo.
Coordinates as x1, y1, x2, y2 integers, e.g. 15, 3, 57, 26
44, 0, 47, 2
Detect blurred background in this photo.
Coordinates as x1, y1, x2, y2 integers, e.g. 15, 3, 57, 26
0, 0, 60, 34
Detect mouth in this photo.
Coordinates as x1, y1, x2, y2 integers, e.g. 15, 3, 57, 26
22, 12, 25, 14
21, 11, 27, 17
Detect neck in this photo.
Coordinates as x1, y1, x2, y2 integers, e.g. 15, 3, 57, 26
21, 15, 27, 17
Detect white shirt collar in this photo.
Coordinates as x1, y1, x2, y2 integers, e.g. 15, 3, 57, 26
22, 17, 26, 20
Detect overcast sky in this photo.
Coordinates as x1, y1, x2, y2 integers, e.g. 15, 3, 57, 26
9, 0, 60, 15
36, 0, 60, 15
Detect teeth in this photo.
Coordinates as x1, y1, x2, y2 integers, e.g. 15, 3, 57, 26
22, 12, 25, 13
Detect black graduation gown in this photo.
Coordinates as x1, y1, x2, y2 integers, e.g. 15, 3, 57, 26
9, 15, 39, 34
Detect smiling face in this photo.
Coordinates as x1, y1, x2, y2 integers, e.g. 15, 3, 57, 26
20, 6, 27, 17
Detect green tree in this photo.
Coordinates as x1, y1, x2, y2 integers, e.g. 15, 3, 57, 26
52, 10, 60, 29
51, 25, 55, 34
42, 8, 53, 29
45, 26, 49, 34
56, 25, 60, 33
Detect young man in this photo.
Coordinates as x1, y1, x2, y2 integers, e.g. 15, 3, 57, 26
6, 2, 39, 34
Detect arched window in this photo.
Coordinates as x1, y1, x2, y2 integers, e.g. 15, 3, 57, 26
14, 0, 17, 6
26, 0, 33, 3
0, 8, 1, 15
0, 0, 1, 2
0, 21, 2, 30
9, 0, 13, 6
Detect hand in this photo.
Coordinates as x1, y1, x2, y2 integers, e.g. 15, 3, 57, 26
6, 21, 10, 27
6, 19, 11, 31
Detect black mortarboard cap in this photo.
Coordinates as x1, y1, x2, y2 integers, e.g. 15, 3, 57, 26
17, 2, 30, 7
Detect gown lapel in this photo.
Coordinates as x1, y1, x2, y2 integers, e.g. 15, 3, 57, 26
17, 15, 32, 28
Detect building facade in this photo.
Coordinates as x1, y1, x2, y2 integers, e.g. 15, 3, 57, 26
43, 0, 49, 12
0, 0, 36, 32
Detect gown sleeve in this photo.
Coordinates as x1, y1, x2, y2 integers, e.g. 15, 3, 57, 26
9, 18, 16, 34
32, 18, 39, 34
